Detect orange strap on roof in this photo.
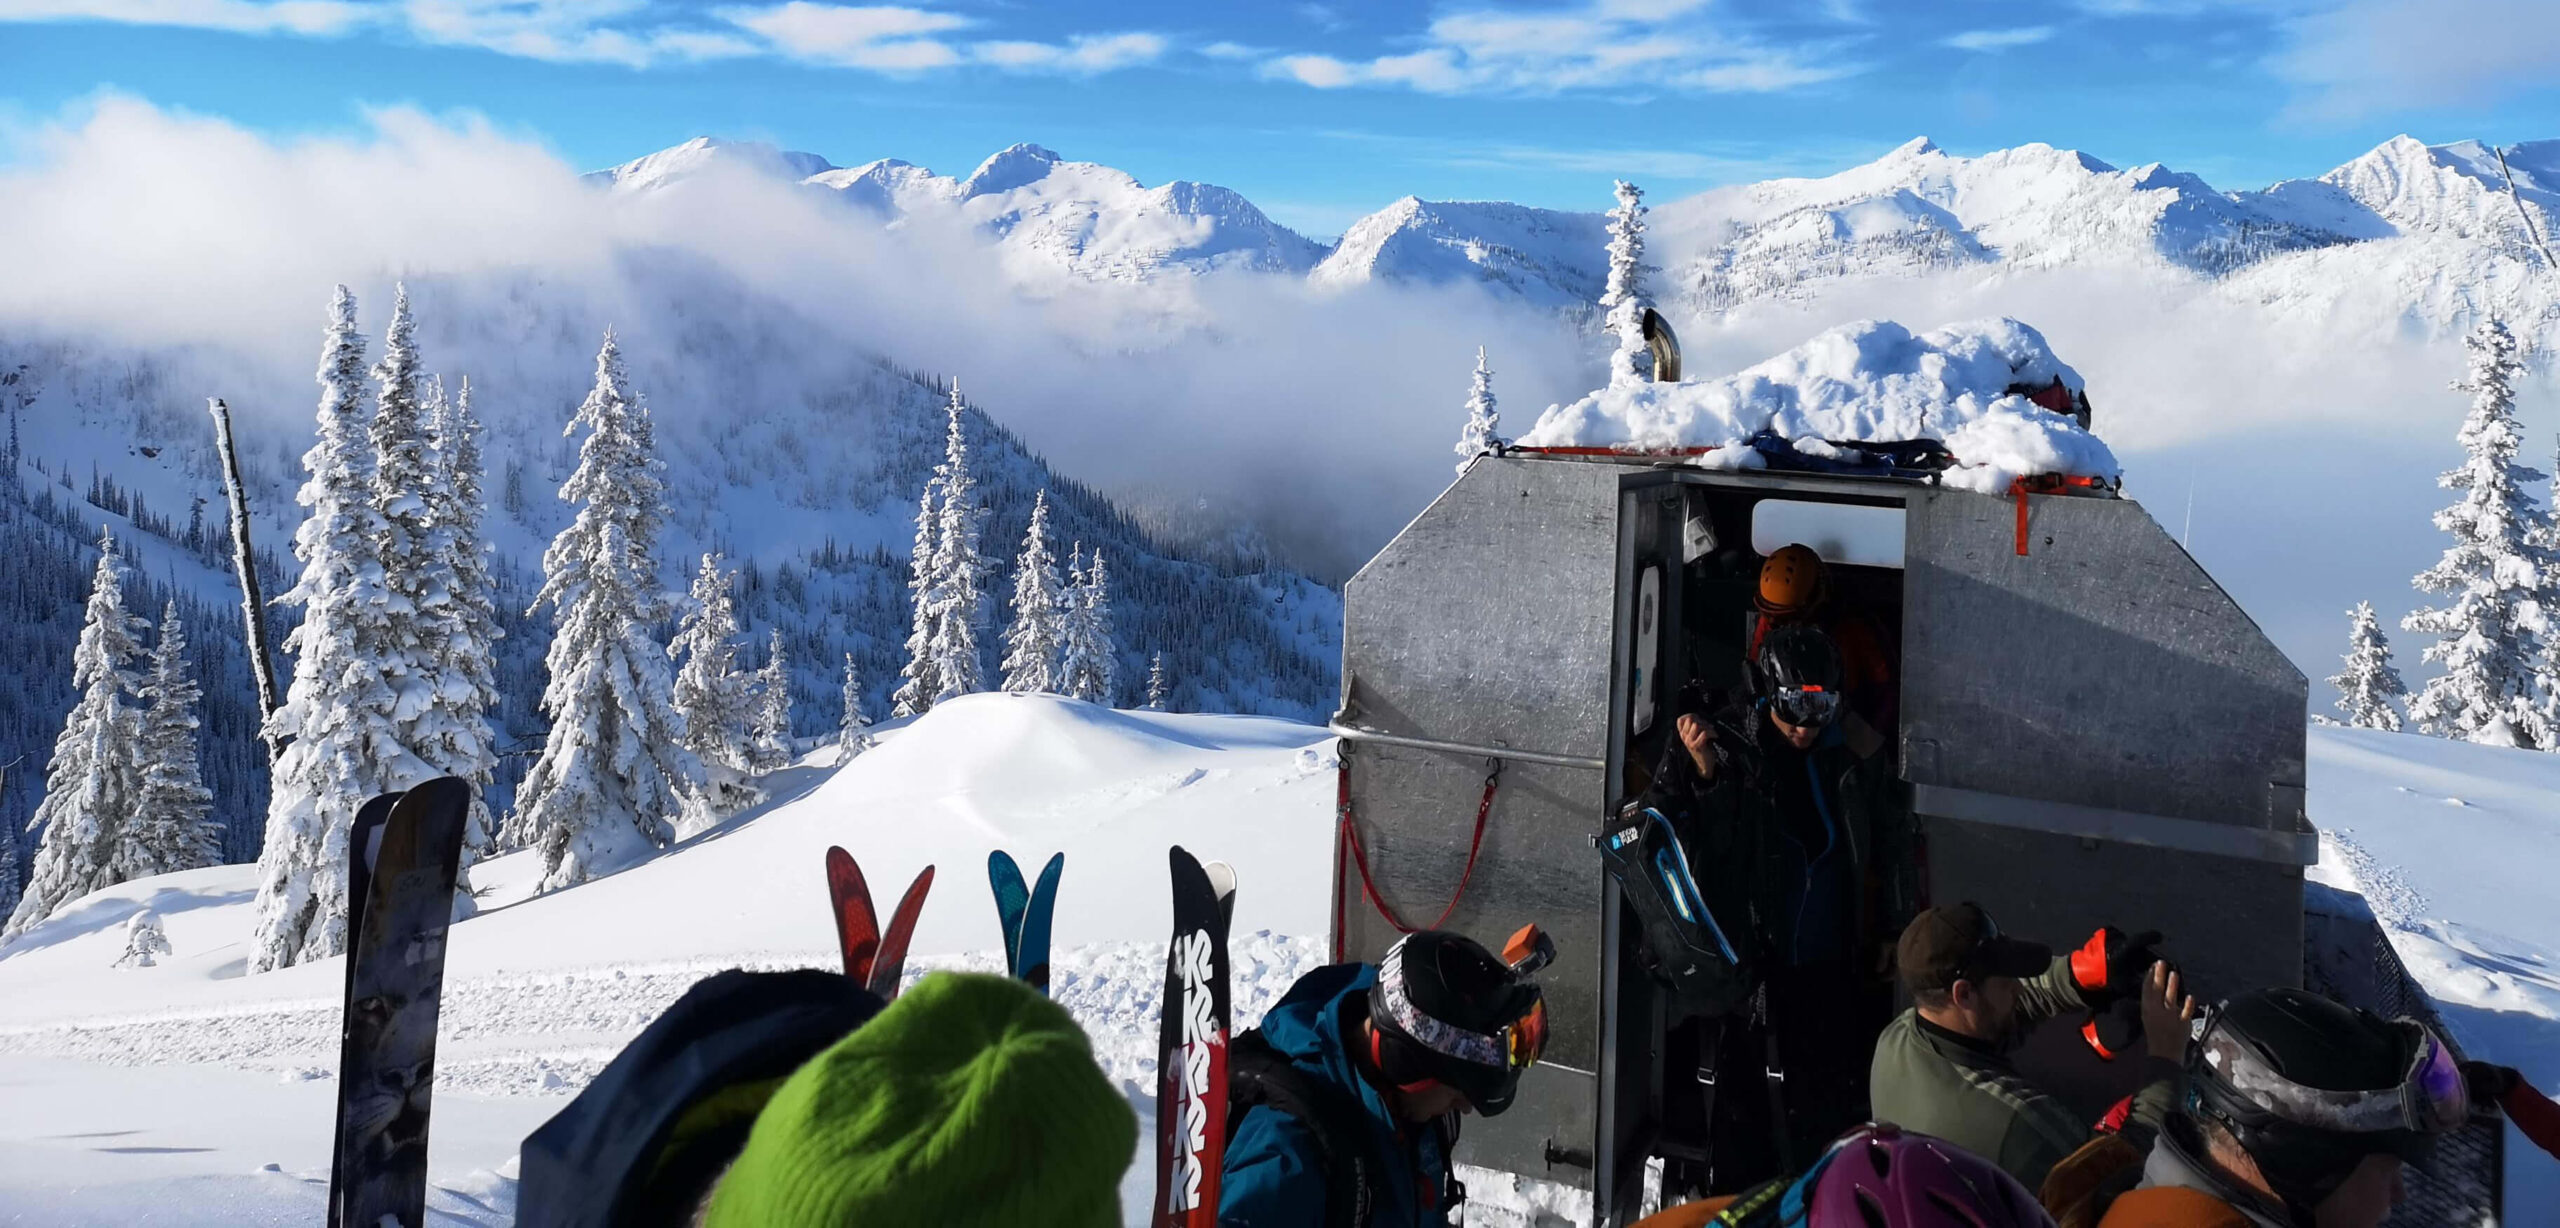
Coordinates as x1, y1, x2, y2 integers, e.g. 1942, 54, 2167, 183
1505, 445, 1722, 458
2008, 474, 2107, 556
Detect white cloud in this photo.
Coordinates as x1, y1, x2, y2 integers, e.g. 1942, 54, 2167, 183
971, 31, 1167, 74
1943, 25, 2055, 51
0, 0, 369, 35
1197, 39, 1262, 60
2270, 0, 2560, 120
1257, 0, 1855, 96
716, 2, 964, 69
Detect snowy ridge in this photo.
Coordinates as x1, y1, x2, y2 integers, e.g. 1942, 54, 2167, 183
583, 136, 836, 194
1310, 197, 1610, 310
1518, 316, 2115, 492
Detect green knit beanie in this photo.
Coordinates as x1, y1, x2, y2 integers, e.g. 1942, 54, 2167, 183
702, 970, 1135, 1228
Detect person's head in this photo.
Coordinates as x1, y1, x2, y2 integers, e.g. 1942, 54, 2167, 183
1757, 543, 1830, 619
1795, 1124, 2057, 1227
1363, 927, 1551, 1123
697, 971, 1136, 1228
1755, 622, 1844, 749
2185, 988, 2470, 1228
1897, 904, 2053, 1049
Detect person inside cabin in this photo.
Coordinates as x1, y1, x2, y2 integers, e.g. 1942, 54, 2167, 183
1746, 544, 1898, 742
1638, 622, 1920, 1195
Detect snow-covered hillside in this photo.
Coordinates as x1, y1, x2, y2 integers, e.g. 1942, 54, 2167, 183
4, 702, 2557, 1225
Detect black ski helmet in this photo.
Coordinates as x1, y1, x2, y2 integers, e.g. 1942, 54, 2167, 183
1754, 623, 1845, 728
2187, 988, 2470, 1217
1366, 930, 1546, 1116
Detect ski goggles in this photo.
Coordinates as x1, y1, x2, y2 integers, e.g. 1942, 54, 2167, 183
1769, 684, 1841, 728
2201, 1014, 2471, 1136
1375, 944, 1549, 1074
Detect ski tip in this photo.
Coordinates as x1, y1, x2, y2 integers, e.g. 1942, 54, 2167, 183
826, 845, 854, 869
1204, 860, 1237, 899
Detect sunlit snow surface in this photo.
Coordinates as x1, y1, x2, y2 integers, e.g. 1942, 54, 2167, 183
4, 705, 2557, 1224
1515, 317, 2120, 494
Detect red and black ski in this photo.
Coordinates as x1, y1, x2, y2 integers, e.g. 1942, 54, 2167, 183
1151, 847, 1236, 1228
869, 866, 934, 1000
327, 777, 470, 1228
824, 846, 880, 984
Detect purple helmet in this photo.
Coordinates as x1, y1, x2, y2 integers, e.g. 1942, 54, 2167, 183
1804, 1125, 2055, 1228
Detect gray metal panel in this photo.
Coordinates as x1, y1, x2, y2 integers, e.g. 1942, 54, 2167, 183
1913, 783, 2319, 866
1336, 456, 1637, 1191
1901, 488, 2309, 828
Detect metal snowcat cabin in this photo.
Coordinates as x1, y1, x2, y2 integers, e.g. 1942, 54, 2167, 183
1326, 444, 2315, 1225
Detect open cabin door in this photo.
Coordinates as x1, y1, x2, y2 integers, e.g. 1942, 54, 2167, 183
1898, 487, 2314, 1000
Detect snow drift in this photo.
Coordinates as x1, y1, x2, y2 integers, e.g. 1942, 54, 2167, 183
1516, 317, 2121, 492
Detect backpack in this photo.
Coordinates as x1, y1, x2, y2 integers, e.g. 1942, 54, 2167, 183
1227, 1027, 1452, 1228
1599, 802, 1756, 1018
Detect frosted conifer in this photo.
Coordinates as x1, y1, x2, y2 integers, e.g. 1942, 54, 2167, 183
926, 385, 987, 703
1061, 547, 1117, 704
252, 287, 427, 971
114, 909, 171, 968
669, 553, 762, 815
1145, 651, 1169, 711
511, 331, 700, 891
2330, 602, 2408, 732
1002, 489, 1067, 694
124, 602, 219, 880
750, 630, 794, 773
2405, 321, 2556, 748
892, 474, 943, 718
5, 531, 145, 941
1454, 347, 1501, 474
837, 653, 873, 765
1600, 181, 1655, 387
0, 816, 20, 925
424, 375, 503, 869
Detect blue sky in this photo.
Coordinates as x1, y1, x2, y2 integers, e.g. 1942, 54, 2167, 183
2, 0, 2555, 236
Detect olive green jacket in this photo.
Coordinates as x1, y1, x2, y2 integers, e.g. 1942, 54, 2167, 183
1867, 956, 2182, 1194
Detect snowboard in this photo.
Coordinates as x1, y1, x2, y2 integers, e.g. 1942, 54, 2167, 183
327, 776, 471, 1228
1151, 846, 1235, 1228
824, 846, 881, 983
869, 865, 935, 1001
1015, 852, 1065, 994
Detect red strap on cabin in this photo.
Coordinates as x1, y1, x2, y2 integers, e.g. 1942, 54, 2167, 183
2008, 474, 2108, 556
1336, 756, 1502, 935
1505, 445, 1722, 458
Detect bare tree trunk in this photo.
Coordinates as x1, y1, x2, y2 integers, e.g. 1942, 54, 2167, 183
209, 398, 286, 761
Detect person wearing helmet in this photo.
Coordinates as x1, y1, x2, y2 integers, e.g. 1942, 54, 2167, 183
1869, 904, 2194, 1195
1749, 544, 1897, 737
1219, 927, 1551, 1228
1633, 1124, 2058, 1228
1639, 623, 1920, 1192
2093, 988, 2473, 1228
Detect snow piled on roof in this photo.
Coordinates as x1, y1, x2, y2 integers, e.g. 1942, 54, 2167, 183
1515, 316, 2120, 492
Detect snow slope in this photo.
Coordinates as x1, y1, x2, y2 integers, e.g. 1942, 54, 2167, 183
1311, 197, 1610, 311
4, 705, 2559, 1223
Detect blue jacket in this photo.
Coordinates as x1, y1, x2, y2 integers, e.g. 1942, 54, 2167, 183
1219, 963, 1453, 1228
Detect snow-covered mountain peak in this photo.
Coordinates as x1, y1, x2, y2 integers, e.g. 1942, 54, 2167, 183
2316, 134, 2558, 245
804, 157, 947, 216
960, 143, 1067, 198
1886, 136, 1942, 159
1311, 196, 1608, 309
587, 137, 836, 193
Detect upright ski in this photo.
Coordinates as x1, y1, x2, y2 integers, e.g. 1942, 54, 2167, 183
1015, 852, 1065, 994
1151, 846, 1235, 1228
987, 850, 1029, 976
328, 776, 471, 1228
869, 865, 935, 1001
824, 846, 881, 984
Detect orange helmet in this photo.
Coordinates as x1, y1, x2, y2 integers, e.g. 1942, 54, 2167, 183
1756, 543, 1827, 615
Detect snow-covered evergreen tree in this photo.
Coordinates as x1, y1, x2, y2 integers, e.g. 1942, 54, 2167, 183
423, 374, 502, 869
669, 553, 762, 815
750, 630, 793, 773
369, 284, 446, 740
2330, 602, 2409, 732
2404, 320, 2556, 749
0, 809, 20, 926
2540, 436, 2560, 745
123, 601, 218, 880
837, 652, 873, 766
892, 474, 944, 718
510, 331, 700, 891
253, 286, 428, 971
1600, 180, 1655, 387
4, 530, 145, 942
1061, 546, 1117, 704
114, 908, 170, 968
1001, 489, 1067, 694
1145, 650, 1169, 712
926, 385, 987, 703
1454, 347, 1501, 474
